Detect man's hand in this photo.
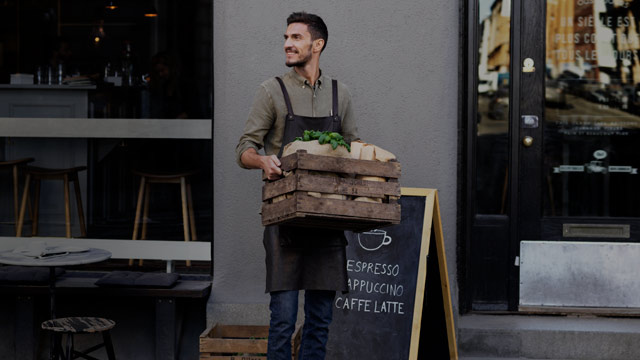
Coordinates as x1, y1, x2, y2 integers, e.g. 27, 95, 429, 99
260, 154, 282, 180
240, 148, 283, 180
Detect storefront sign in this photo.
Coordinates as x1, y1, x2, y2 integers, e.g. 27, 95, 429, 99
553, 163, 637, 174
554, 165, 585, 173
608, 166, 638, 174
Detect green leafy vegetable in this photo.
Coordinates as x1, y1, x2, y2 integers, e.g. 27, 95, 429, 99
293, 130, 350, 152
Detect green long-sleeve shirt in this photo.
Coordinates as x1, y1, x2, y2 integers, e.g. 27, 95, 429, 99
236, 69, 359, 168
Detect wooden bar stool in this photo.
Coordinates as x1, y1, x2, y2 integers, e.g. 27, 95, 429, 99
17, 166, 87, 238
42, 317, 116, 360
0, 157, 34, 235
131, 170, 198, 266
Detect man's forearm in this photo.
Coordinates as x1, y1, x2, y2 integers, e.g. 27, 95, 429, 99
240, 148, 282, 180
240, 148, 266, 169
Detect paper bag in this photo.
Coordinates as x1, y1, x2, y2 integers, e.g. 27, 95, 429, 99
282, 140, 351, 158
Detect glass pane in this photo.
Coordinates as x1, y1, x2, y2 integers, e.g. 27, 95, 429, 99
0, 0, 212, 119
476, 0, 511, 214
545, 0, 640, 217
0, 1, 212, 273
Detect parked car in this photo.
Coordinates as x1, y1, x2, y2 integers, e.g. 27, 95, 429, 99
478, 79, 495, 95
488, 87, 509, 120
587, 89, 608, 104
627, 84, 640, 115
608, 89, 629, 109
545, 80, 567, 108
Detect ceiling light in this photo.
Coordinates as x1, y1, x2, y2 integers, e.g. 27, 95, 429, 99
144, 5, 158, 17
105, 1, 118, 10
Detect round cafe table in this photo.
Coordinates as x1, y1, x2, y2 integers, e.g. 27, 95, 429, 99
0, 247, 111, 360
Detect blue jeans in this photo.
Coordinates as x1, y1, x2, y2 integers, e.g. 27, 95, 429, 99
268, 290, 335, 360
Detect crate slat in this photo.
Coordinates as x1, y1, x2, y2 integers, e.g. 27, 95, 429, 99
296, 195, 400, 220
261, 197, 299, 222
262, 176, 298, 201
203, 325, 270, 339
262, 195, 401, 224
297, 174, 400, 197
263, 174, 400, 201
281, 151, 401, 178
200, 338, 267, 354
262, 194, 401, 231
200, 324, 300, 360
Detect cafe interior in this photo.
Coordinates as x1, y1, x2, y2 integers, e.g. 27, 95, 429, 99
0, 1, 213, 358
0, 0, 213, 273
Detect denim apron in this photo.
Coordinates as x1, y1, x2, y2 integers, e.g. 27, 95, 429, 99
263, 77, 349, 293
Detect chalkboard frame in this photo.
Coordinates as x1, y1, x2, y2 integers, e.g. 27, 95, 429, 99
404, 188, 435, 358
401, 188, 457, 359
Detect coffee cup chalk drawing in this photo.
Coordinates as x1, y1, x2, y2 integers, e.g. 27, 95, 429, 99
358, 229, 392, 251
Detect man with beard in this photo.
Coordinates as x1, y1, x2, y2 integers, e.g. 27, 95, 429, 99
236, 12, 358, 360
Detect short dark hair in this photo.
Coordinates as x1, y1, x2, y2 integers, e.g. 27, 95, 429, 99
287, 12, 328, 52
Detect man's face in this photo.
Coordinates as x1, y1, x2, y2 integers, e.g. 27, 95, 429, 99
284, 23, 314, 67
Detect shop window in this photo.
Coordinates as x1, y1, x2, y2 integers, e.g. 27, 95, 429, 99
0, 0, 212, 273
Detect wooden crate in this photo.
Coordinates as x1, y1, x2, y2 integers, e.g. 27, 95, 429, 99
200, 324, 301, 360
262, 150, 401, 232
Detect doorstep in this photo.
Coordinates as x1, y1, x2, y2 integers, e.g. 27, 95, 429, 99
457, 313, 640, 360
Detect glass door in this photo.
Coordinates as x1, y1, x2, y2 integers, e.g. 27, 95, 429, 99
466, 0, 515, 311
542, 0, 640, 222
513, 0, 640, 308
466, 0, 640, 311
518, 0, 640, 242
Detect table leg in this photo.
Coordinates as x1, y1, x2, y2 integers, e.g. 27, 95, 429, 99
49, 267, 58, 360
15, 296, 36, 360
156, 298, 176, 360
49, 267, 56, 319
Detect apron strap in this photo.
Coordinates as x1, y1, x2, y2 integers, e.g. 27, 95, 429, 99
275, 77, 295, 117
332, 79, 339, 117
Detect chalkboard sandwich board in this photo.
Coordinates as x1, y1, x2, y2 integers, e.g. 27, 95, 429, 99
261, 150, 401, 232
326, 188, 458, 360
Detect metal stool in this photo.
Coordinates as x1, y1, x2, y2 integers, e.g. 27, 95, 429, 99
17, 166, 87, 238
131, 170, 198, 266
0, 157, 34, 235
42, 317, 116, 360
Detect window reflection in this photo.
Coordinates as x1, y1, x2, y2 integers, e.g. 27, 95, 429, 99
476, 0, 511, 214
0, 0, 212, 119
0, 1, 212, 264
545, 0, 640, 217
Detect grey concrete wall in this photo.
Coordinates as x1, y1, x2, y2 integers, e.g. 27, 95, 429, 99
213, 0, 459, 325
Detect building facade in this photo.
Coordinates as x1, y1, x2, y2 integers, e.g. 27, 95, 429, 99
1, 0, 639, 358
216, 0, 640, 357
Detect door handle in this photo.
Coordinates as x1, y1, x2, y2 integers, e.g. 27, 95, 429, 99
523, 136, 533, 147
